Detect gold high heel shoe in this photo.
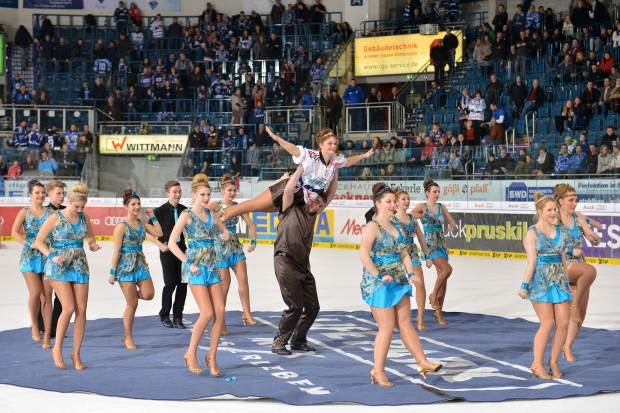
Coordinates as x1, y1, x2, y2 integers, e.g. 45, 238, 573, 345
42, 334, 52, 350
70, 353, 85, 371
122, 336, 138, 350
220, 324, 228, 336
242, 313, 257, 326
205, 354, 221, 377
416, 315, 426, 331
569, 304, 583, 326
428, 293, 439, 310
183, 352, 203, 374
51, 346, 66, 369
530, 363, 552, 380
548, 360, 563, 379
433, 309, 446, 325
562, 346, 577, 362
370, 368, 394, 387
31, 326, 42, 343
417, 360, 442, 379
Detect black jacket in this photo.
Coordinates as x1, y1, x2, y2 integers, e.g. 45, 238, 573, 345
14, 25, 33, 48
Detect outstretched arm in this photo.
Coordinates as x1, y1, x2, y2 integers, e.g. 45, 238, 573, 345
266, 126, 301, 158
345, 148, 374, 167
281, 165, 304, 211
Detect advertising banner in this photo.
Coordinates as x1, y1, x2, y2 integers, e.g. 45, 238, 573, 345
24, 0, 83, 8
0, 0, 18, 7
84, 0, 180, 11
99, 134, 188, 155
354, 31, 463, 76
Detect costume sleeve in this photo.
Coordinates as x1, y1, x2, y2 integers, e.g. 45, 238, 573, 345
291, 145, 308, 165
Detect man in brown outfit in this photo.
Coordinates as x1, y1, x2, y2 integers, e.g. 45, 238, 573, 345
271, 165, 338, 355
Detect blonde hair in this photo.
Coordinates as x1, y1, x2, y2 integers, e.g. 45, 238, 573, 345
316, 127, 336, 145
554, 183, 576, 203
220, 173, 236, 191
533, 191, 554, 211
46, 180, 66, 194
68, 183, 88, 203
191, 173, 210, 192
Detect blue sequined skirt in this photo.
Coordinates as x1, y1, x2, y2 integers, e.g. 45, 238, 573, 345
217, 252, 246, 269
21, 257, 46, 274
530, 283, 572, 303
116, 268, 151, 283
363, 282, 413, 308
186, 264, 221, 286
53, 270, 89, 284
428, 246, 449, 261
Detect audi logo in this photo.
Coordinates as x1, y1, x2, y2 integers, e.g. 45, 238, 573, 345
104, 216, 125, 226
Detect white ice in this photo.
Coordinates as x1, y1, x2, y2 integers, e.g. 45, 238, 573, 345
0, 241, 618, 413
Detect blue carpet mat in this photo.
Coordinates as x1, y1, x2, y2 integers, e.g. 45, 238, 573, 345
1, 310, 619, 405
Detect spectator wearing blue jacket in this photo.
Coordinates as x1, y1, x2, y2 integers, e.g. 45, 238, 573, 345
567, 144, 586, 174
511, 5, 526, 41
38, 151, 58, 176
235, 127, 251, 150
28, 123, 44, 149
553, 144, 570, 176
10, 120, 29, 148
343, 78, 365, 131
525, 5, 541, 32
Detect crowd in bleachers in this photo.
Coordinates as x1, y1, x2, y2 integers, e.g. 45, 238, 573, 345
2, 121, 94, 178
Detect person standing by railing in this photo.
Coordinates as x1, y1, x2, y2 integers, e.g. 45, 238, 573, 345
343, 79, 365, 131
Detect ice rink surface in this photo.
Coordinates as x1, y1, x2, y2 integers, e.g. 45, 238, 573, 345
0, 241, 618, 413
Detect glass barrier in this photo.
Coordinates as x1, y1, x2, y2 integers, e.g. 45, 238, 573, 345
0, 105, 95, 133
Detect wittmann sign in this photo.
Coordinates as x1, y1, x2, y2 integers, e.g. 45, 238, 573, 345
99, 135, 188, 155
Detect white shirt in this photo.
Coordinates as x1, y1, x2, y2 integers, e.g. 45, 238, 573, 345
468, 98, 486, 121
292, 146, 346, 203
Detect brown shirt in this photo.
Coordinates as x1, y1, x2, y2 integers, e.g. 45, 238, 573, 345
274, 203, 317, 269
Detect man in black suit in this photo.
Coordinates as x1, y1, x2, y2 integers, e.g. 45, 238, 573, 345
151, 181, 188, 328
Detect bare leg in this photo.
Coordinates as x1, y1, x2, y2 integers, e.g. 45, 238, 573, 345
220, 189, 278, 221
186, 284, 214, 373
136, 278, 155, 301
232, 260, 255, 323
119, 282, 139, 349
530, 301, 554, 378
410, 266, 426, 330
49, 280, 76, 368
563, 262, 596, 360
218, 268, 231, 334
394, 296, 426, 361
71, 283, 89, 369
41, 279, 53, 348
370, 306, 396, 384
22, 271, 43, 341
430, 258, 451, 324
206, 283, 225, 376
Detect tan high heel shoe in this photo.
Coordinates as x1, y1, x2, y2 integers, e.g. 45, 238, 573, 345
433, 309, 446, 325
122, 336, 138, 350
31, 326, 42, 343
548, 360, 563, 379
370, 368, 394, 387
428, 293, 439, 310
220, 324, 228, 336
242, 313, 257, 326
42, 334, 52, 350
530, 363, 552, 380
70, 353, 85, 371
51, 346, 66, 369
417, 360, 442, 379
205, 354, 221, 377
562, 346, 577, 362
570, 303, 583, 326
183, 352, 203, 374
416, 315, 426, 331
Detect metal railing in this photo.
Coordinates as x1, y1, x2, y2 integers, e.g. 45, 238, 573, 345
345, 102, 403, 135
0, 105, 95, 133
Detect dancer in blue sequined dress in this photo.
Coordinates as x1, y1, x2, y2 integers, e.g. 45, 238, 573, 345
168, 174, 232, 376
359, 183, 442, 387
109, 189, 163, 350
10, 180, 53, 349
554, 183, 602, 363
411, 180, 458, 325
35, 183, 101, 371
518, 192, 572, 380
392, 189, 433, 331
209, 174, 258, 335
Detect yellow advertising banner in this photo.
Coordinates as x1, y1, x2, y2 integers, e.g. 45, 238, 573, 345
99, 134, 188, 155
355, 31, 463, 76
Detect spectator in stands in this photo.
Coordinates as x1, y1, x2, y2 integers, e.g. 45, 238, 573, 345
443, 27, 459, 77
507, 75, 528, 118
231, 87, 247, 124
513, 149, 530, 177
571, 96, 587, 131
254, 123, 269, 147
0, 155, 7, 176
250, 101, 266, 125
581, 81, 601, 118
150, 14, 165, 49
447, 151, 464, 176
585, 143, 599, 173
484, 116, 504, 152
600, 126, 617, 148
130, 25, 144, 60
430, 39, 447, 82
230, 153, 242, 177
10, 120, 28, 148
468, 90, 486, 132
10, 73, 25, 102
181, 158, 197, 177
372, 136, 384, 151
236, 127, 251, 150
597, 144, 614, 174
82, 124, 94, 144
27, 123, 42, 149
57, 143, 76, 176
521, 78, 544, 119
327, 89, 343, 133
360, 167, 373, 178
612, 145, 620, 173
65, 124, 79, 150
295, 0, 310, 36
267, 32, 283, 59
497, 147, 514, 175
271, 0, 285, 23
75, 134, 92, 175
6, 159, 21, 179
492, 4, 508, 33
102, 96, 121, 121
114, 1, 130, 37
483, 153, 501, 178
38, 151, 58, 176
15, 85, 32, 105
43, 127, 62, 150
553, 144, 571, 177
532, 147, 554, 176
206, 125, 219, 148
129, 2, 141, 26
78, 81, 93, 105
38, 15, 54, 41
310, 0, 327, 34
424, 80, 443, 110
22, 154, 37, 173
485, 74, 503, 104
567, 144, 587, 175
343, 78, 365, 130
189, 124, 206, 148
